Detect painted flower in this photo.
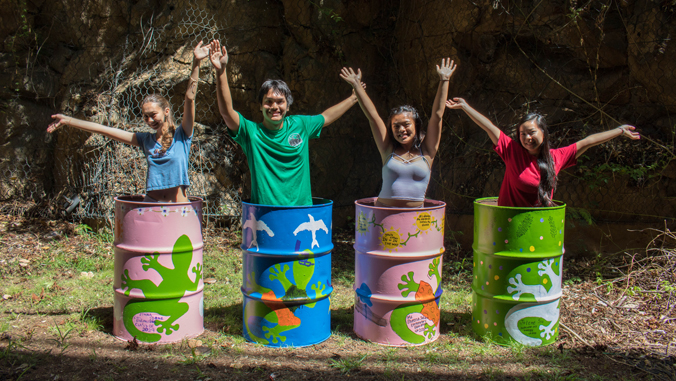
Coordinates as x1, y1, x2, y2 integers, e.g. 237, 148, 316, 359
181, 206, 190, 217
161, 207, 170, 217
137, 208, 145, 215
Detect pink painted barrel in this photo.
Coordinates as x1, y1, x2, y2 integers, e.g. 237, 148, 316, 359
112, 195, 204, 344
354, 197, 446, 346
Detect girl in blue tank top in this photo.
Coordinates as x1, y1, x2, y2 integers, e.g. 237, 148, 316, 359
340, 58, 457, 207
47, 41, 211, 203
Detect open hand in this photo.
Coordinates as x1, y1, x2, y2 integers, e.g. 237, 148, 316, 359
618, 125, 640, 140
47, 114, 70, 133
339, 67, 362, 87
437, 58, 457, 81
445, 98, 467, 110
209, 40, 228, 70
193, 40, 210, 61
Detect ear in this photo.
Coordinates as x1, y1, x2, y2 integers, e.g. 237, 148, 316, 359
165, 107, 171, 115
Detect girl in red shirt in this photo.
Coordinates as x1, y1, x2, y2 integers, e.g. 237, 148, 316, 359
445, 98, 641, 207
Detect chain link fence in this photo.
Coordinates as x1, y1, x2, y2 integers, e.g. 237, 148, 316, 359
1, 2, 243, 225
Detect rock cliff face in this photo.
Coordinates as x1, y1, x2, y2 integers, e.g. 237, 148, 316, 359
1, 0, 674, 227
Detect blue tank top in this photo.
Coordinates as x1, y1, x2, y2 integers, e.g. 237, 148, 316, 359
135, 126, 192, 191
377, 150, 431, 202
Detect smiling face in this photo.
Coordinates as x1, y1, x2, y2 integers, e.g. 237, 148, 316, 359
390, 112, 417, 147
519, 120, 544, 156
142, 102, 170, 131
260, 89, 288, 129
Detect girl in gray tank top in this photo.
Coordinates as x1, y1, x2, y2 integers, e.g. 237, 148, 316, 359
340, 58, 457, 207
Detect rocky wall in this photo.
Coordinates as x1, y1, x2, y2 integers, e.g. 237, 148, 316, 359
0, 0, 674, 227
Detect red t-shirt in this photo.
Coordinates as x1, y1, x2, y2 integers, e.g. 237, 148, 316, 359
494, 132, 577, 207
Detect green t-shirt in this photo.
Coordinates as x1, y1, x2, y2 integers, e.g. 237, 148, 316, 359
229, 112, 325, 206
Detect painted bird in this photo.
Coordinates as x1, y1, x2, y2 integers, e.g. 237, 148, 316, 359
293, 214, 328, 249
243, 212, 274, 250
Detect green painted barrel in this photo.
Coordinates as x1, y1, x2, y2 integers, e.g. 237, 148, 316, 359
472, 197, 565, 346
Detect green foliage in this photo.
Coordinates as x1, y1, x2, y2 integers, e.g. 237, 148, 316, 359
308, 1, 344, 23
178, 346, 209, 365
566, 207, 594, 227
48, 320, 74, 355
329, 354, 367, 374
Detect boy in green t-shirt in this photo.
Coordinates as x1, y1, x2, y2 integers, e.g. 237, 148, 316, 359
209, 40, 360, 206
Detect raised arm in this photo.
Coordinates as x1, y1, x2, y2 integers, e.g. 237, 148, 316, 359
424, 58, 457, 160
445, 98, 501, 145
209, 40, 240, 132
47, 114, 138, 146
575, 125, 640, 158
182, 41, 209, 137
320, 84, 359, 127
339, 67, 390, 160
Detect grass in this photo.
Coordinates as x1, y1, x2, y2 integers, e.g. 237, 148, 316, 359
328, 353, 368, 374
0, 224, 655, 380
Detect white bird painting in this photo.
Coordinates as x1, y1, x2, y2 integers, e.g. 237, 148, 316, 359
242, 212, 274, 251
293, 214, 329, 249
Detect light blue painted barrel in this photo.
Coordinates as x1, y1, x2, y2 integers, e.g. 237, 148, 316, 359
240, 198, 333, 347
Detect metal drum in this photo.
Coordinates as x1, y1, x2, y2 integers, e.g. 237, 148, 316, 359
112, 196, 204, 344
353, 197, 446, 346
472, 197, 565, 346
241, 198, 333, 347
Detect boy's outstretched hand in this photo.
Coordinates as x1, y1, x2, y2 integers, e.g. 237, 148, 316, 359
445, 98, 467, 110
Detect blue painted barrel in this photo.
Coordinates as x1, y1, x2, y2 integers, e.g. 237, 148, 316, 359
240, 198, 333, 347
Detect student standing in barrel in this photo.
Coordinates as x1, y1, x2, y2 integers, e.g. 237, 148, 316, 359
208, 40, 361, 206
445, 98, 641, 207
339, 58, 457, 208
47, 41, 211, 203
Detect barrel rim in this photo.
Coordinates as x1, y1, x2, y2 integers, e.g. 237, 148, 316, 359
355, 197, 446, 210
241, 197, 333, 209
474, 197, 566, 210
354, 248, 444, 259
114, 195, 204, 205
241, 290, 331, 305
240, 247, 334, 256
113, 287, 204, 299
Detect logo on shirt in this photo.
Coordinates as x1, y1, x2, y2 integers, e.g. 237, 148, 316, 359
288, 133, 303, 147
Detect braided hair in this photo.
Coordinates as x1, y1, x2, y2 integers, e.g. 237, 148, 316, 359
142, 94, 176, 154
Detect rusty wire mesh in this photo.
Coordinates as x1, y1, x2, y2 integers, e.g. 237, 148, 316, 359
1, 2, 242, 224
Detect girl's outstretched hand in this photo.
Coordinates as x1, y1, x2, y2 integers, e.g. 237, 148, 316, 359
445, 98, 467, 110
340, 67, 362, 87
436, 58, 457, 81
47, 114, 70, 133
618, 125, 640, 140
209, 40, 228, 70
193, 40, 210, 61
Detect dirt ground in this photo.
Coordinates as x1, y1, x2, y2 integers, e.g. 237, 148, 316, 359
0, 214, 674, 380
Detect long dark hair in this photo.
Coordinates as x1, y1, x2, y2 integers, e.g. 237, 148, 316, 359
386, 105, 424, 149
142, 94, 176, 154
518, 113, 557, 207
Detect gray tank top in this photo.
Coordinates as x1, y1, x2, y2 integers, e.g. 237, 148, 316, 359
377, 150, 431, 202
